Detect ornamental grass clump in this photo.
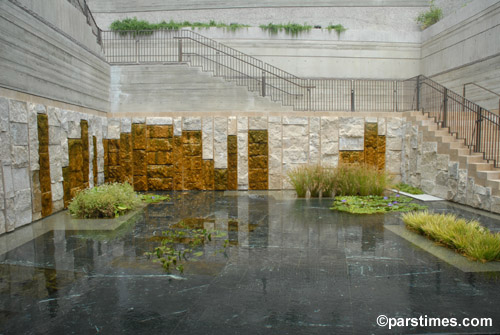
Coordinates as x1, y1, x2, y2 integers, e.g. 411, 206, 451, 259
335, 163, 389, 196
402, 211, 500, 262
68, 183, 141, 219
287, 163, 390, 198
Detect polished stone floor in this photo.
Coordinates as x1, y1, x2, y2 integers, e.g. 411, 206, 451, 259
1, 191, 500, 334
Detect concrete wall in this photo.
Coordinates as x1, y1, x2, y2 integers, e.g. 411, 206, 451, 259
17, 0, 102, 54
110, 64, 294, 115
421, 0, 500, 111
0, 0, 110, 113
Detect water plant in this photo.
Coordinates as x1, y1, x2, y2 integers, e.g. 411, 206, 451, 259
394, 182, 424, 195
331, 195, 426, 214
416, 1, 443, 29
68, 182, 141, 219
403, 211, 500, 262
140, 193, 171, 203
144, 219, 228, 273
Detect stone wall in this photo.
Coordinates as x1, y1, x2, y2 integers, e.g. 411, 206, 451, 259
401, 115, 500, 213
0, 94, 107, 235
98, 114, 404, 191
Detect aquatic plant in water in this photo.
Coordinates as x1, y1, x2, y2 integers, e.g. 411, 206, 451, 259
330, 195, 426, 214
145, 219, 229, 273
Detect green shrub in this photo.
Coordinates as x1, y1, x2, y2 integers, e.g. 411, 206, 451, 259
331, 195, 426, 214
326, 24, 347, 36
394, 182, 424, 195
416, 1, 443, 29
259, 22, 312, 35
110, 17, 249, 34
68, 183, 141, 219
403, 211, 500, 262
287, 163, 390, 198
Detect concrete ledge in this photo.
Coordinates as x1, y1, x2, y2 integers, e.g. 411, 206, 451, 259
390, 189, 444, 202
386, 225, 500, 273
0, 204, 146, 256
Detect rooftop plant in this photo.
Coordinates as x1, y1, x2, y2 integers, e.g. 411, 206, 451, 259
110, 17, 249, 34
326, 24, 347, 36
259, 22, 312, 35
416, 1, 443, 29
403, 211, 500, 262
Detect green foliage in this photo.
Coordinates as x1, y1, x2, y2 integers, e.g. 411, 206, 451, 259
331, 195, 426, 214
416, 1, 443, 29
68, 183, 141, 219
140, 193, 171, 203
334, 164, 390, 196
259, 22, 312, 35
326, 24, 347, 36
403, 211, 500, 262
110, 17, 249, 34
287, 163, 391, 198
144, 220, 228, 273
394, 183, 424, 195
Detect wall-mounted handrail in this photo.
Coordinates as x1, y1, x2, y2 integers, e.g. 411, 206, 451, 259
463, 82, 500, 112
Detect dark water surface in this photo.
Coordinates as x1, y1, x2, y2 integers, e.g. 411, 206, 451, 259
1, 192, 500, 334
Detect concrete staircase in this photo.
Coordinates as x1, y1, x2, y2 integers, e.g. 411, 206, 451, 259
406, 111, 500, 197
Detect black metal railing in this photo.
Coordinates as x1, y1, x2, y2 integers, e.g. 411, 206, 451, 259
409, 75, 500, 167
100, 29, 499, 167
67, 0, 102, 45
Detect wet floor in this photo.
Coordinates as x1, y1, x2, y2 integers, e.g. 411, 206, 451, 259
1, 191, 500, 334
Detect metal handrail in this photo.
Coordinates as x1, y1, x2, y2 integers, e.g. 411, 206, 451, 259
415, 75, 500, 167
178, 36, 315, 90
67, 0, 102, 45
463, 82, 500, 112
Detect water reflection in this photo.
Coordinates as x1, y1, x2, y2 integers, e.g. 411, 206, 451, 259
0, 192, 499, 334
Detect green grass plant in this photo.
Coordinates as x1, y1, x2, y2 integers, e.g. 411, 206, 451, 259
335, 164, 389, 196
110, 18, 249, 34
394, 182, 424, 195
68, 182, 141, 219
416, 1, 443, 29
287, 163, 390, 198
403, 211, 500, 262
259, 22, 312, 35
331, 195, 426, 214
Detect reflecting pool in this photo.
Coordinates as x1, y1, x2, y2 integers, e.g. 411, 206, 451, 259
1, 191, 500, 334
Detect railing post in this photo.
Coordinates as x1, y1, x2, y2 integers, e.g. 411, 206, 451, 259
394, 80, 398, 112
261, 71, 266, 97
443, 87, 448, 128
416, 76, 421, 111
351, 80, 355, 112
178, 38, 183, 63
307, 88, 311, 111
135, 34, 139, 64
475, 106, 482, 152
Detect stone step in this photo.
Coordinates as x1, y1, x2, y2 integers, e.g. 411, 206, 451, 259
468, 162, 497, 172
475, 170, 500, 180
